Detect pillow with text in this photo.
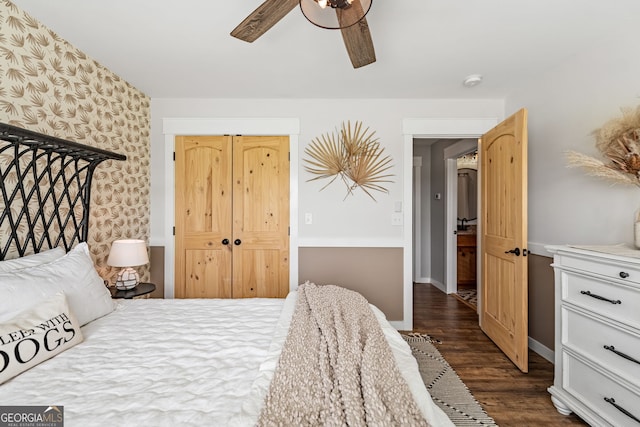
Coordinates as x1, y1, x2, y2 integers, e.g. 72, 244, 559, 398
0, 292, 83, 384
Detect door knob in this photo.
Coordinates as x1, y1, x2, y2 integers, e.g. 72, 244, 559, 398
234, 239, 242, 245
505, 248, 521, 256
221, 239, 229, 245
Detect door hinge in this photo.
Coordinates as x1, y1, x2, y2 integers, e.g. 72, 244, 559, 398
288, 226, 290, 236
288, 152, 290, 161
173, 152, 175, 161
173, 226, 175, 236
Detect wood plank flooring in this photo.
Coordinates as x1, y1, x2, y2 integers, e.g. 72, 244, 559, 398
411, 283, 587, 426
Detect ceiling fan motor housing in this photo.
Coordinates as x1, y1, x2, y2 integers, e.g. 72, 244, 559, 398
328, 0, 352, 9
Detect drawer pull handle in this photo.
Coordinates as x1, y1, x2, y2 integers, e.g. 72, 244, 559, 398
604, 345, 640, 365
619, 271, 630, 279
604, 397, 640, 423
580, 290, 621, 305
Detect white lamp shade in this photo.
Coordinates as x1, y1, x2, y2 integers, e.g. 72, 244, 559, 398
107, 239, 149, 267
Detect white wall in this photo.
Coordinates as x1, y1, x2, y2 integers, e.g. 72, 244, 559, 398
506, 26, 640, 252
149, 99, 504, 246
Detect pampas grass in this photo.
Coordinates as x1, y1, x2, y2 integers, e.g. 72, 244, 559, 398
566, 151, 639, 186
567, 105, 640, 188
304, 121, 393, 200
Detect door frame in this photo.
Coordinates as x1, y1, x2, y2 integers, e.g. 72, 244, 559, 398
402, 118, 498, 329
412, 155, 424, 282
443, 139, 479, 296
162, 118, 300, 299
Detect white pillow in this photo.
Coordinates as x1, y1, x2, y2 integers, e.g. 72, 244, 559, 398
0, 247, 66, 273
0, 292, 84, 384
0, 242, 115, 326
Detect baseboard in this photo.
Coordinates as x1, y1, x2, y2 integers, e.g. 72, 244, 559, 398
528, 336, 554, 363
416, 278, 446, 293
389, 320, 409, 330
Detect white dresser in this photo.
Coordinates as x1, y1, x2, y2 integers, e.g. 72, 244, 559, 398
547, 245, 640, 426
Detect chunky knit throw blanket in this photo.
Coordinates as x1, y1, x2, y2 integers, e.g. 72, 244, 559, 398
257, 282, 431, 426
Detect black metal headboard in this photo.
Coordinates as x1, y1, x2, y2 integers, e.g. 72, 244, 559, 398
0, 122, 126, 260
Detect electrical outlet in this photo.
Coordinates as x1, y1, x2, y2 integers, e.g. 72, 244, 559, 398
304, 213, 313, 225
391, 213, 403, 226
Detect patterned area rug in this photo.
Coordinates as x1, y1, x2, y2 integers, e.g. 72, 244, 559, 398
455, 289, 477, 309
402, 333, 497, 426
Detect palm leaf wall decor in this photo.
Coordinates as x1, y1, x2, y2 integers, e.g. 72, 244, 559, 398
304, 121, 394, 200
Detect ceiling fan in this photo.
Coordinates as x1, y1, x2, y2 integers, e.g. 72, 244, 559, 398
231, 0, 376, 69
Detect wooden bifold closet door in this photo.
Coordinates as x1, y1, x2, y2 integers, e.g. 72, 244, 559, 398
174, 135, 289, 299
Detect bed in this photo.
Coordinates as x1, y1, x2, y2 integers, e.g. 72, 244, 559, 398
0, 123, 454, 426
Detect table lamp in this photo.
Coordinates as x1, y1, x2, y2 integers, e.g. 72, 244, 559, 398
107, 239, 149, 290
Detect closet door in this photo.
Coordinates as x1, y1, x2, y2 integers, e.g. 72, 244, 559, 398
175, 135, 232, 298
175, 135, 289, 298
232, 136, 290, 298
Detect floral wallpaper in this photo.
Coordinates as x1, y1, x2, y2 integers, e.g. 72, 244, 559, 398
0, 0, 151, 281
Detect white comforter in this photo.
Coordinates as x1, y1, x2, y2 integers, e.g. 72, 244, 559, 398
0, 293, 453, 427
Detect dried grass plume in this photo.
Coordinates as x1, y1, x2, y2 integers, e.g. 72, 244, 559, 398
304, 121, 394, 200
566, 105, 640, 187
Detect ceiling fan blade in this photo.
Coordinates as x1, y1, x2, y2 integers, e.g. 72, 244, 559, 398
337, 1, 376, 68
231, 0, 299, 42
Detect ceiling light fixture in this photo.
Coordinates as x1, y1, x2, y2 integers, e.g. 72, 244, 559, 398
462, 74, 483, 88
300, 0, 372, 30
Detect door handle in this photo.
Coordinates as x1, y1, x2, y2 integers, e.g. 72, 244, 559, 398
234, 239, 242, 246
505, 248, 520, 256
221, 239, 229, 245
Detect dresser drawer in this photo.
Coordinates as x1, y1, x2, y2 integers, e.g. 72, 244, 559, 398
562, 271, 640, 328
563, 352, 640, 427
558, 252, 640, 285
563, 307, 640, 386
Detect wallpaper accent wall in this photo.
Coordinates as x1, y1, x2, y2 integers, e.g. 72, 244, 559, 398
0, 1, 151, 281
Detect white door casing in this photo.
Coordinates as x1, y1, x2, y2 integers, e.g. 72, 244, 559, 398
162, 118, 300, 299
403, 118, 498, 330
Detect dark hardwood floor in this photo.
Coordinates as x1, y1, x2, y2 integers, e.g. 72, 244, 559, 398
411, 283, 587, 426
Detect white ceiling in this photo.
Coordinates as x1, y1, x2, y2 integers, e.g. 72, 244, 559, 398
10, 0, 638, 99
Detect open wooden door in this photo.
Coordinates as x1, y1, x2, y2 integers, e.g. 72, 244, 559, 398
479, 108, 528, 372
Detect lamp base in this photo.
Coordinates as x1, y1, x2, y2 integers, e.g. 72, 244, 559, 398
114, 268, 140, 290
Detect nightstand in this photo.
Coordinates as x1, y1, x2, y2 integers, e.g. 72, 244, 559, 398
110, 282, 156, 299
